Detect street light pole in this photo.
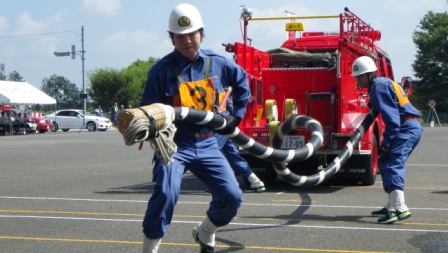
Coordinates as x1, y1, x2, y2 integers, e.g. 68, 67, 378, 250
81, 26, 86, 129
54, 26, 86, 130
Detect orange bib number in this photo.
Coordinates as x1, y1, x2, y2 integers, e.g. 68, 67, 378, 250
179, 78, 216, 111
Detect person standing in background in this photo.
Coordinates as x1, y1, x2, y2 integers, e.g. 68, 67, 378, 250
109, 103, 119, 127
215, 91, 265, 193
94, 106, 103, 117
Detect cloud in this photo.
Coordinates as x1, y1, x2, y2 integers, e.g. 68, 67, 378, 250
95, 29, 172, 68
12, 11, 67, 36
82, 0, 122, 17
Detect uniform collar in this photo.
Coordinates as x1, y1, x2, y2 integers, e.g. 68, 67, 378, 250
368, 76, 377, 90
172, 49, 206, 67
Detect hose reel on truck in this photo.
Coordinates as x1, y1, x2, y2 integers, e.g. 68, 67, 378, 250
117, 104, 378, 186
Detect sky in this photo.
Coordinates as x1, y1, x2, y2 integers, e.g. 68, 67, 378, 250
1, 0, 447, 92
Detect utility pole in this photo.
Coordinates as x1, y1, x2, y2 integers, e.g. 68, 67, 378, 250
54, 26, 86, 131
81, 26, 86, 129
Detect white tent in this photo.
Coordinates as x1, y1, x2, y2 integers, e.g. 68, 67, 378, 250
0, 81, 56, 105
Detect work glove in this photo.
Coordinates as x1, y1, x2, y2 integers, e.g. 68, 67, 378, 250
216, 115, 241, 135
378, 146, 389, 163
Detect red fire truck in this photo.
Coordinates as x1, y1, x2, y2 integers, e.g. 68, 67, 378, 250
224, 7, 411, 186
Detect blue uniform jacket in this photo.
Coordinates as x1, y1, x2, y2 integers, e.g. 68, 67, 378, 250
141, 49, 250, 135
368, 77, 420, 149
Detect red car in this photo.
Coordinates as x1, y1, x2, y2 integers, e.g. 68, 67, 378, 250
30, 115, 55, 133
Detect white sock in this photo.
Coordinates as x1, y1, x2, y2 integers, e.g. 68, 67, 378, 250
142, 236, 161, 253
390, 189, 408, 212
247, 173, 264, 188
384, 193, 392, 210
198, 216, 217, 247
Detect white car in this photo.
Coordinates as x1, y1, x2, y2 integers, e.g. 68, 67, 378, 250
45, 109, 112, 132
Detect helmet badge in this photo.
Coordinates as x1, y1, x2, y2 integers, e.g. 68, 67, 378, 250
352, 65, 358, 72
178, 16, 190, 27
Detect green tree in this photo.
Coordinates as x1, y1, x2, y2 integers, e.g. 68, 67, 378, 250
41, 74, 81, 111
88, 57, 158, 110
121, 57, 159, 107
412, 9, 448, 113
88, 68, 125, 112
8, 70, 25, 82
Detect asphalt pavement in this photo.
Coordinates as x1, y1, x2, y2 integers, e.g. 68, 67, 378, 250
0, 127, 447, 253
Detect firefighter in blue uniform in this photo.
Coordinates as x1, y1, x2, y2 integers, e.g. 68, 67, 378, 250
215, 95, 265, 193
351, 56, 422, 224
139, 4, 250, 252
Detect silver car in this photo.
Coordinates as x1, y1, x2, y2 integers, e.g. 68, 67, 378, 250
45, 109, 112, 132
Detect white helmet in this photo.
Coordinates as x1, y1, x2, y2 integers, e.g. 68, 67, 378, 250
351, 56, 377, 76
168, 4, 204, 34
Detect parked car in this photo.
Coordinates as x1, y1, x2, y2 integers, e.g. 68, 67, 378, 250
31, 115, 55, 133
44, 109, 112, 132
0, 106, 52, 134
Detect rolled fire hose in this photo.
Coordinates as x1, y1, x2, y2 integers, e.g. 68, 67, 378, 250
270, 109, 379, 186
265, 100, 278, 123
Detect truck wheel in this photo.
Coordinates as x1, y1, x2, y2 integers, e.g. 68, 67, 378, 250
241, 154, 277, 184
360, 135, 378, 185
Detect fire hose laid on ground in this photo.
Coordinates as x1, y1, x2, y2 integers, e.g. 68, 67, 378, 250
117, 103, 378, 186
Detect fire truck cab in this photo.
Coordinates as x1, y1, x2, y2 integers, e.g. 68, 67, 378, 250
224, 7, 411, 186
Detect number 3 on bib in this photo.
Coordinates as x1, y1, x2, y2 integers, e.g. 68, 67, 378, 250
179, 78, 216, 111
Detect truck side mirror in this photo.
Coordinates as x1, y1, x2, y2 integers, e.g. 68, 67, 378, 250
401, 76, 413, 96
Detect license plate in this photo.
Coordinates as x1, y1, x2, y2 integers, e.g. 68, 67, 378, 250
281, 135, 305, 149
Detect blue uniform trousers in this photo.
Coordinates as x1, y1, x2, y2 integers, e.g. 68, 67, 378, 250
380, 119, 422, 193
216, 134, 253, 179
142, 135, 243, 239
